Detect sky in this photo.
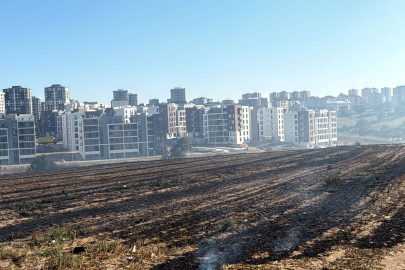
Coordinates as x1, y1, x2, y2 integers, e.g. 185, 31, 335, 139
0, 0, 404, 105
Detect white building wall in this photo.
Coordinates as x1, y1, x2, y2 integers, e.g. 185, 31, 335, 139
258, 108, 284, 141
284, 112, 298, 143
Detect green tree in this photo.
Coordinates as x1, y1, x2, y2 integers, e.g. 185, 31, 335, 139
356, 119, 371, 136
169, 136, 192, 158
338, 109, 352, 117
28, 156, 57, 172
162, 145, 170, 160
353, 105, 367, 115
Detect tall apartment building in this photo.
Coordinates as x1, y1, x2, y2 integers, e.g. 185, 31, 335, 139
62, 110, 88, 151
0, 114, 36, 164
192, 97, 213, 105
42, 110, 64, 138
297, 110, 315, 147
258, 108, 285, 141
186, 106, 207, 144
270, 90, 310, 108
361, 88, 379, 104
0, 93, 5, 114
222, 99, 235, 105
284, 111, 299, 143
169, 87, 186, 104
381, 87, 393, 103
348, 89, 359, 96
393, 86, 405, 105
3, 86, 32, 115
242, 92, 262, 99
64, 108, 155, 160
203, 105, 251, 145
111, 89, 138, 107
370, 92, 383, 105
148, 99, 160, 106
113, 89, 129, 100
132, 112, 155, 156
314, 110, 337, 147
32, 96, 42, 121
44, 84, 70, 111
129, 93, 138, 106
77, 109, 138, 160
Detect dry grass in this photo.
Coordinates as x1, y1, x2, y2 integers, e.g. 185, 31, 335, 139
0, 226, 177, 269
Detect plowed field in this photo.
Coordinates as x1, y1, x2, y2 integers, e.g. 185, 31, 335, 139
2, 145, 405, 269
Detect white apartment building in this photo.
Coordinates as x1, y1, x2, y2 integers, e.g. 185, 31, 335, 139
113, 107, 138, 123
44, 84, 70, 111
314, 110, 338, 147
203, 105, 251, 144
258, 108, 285, 141
111, 99, 129, 108
62, 111, 86, 151
78, 117, 100, 160
284, 112, 299, 143
106, 122, 139, 159
0, 114, 36, 164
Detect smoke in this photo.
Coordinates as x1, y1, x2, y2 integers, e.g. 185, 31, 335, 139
198, 236, 245, 270
272, 227, 302, 257
199, 240, 218, 270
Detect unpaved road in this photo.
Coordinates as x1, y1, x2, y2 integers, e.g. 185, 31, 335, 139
1, 145, 405, 269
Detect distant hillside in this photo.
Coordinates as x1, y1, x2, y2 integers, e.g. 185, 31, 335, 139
338, 108, 405, 142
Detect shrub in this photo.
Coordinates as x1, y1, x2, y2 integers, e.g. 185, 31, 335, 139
322, 173, 343, 191
28, 156, 57, 172
170, 136, 192, 158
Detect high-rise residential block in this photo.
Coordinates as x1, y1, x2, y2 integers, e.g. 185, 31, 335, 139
314, 110, 337, 147
393, 86, 405, 105
203, 105, 251, 145
44, 84, 70, 111
32, 96, 42, 121
258, 108, 285, 141
0, 93, 5, 114
381, 87, 393, 103
0, 114, 36, 164
348, 89, 359, 96
3, 86, 32, 115
169, 87, 186, 104
192, 97, 213, 105
129, 93, 138, 106
113, 89, 129, 100
148, 99, 160, 106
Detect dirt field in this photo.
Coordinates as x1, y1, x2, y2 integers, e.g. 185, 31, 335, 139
1, 145, 405, 269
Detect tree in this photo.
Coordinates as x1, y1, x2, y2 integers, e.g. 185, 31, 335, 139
28, 156, 57, 172
169, 136, 192, 158
338, 125, 350, 133
353, 105, 367, 115
162, 145, 170, 160
338, 109, 352, 117
356, 119, 371, 136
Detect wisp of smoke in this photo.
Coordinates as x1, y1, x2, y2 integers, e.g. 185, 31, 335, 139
273, 227, 302, 253
199, 240, 218, 270
198, 235, 245, 270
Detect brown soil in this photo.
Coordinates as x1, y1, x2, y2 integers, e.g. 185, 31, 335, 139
1, 145, 405, 269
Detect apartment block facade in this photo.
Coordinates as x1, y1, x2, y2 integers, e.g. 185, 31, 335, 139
203, 105, 251, 145
44, 84, 70, 111
3, 86, 32, 115
32, 96, 42, 121
169, 87, 186, 104
314, 110, 337, 147
0, 114, 36, 164
258, 108, 285, 141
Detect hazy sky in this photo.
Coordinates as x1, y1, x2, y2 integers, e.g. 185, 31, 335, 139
1, 0, 404, 105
